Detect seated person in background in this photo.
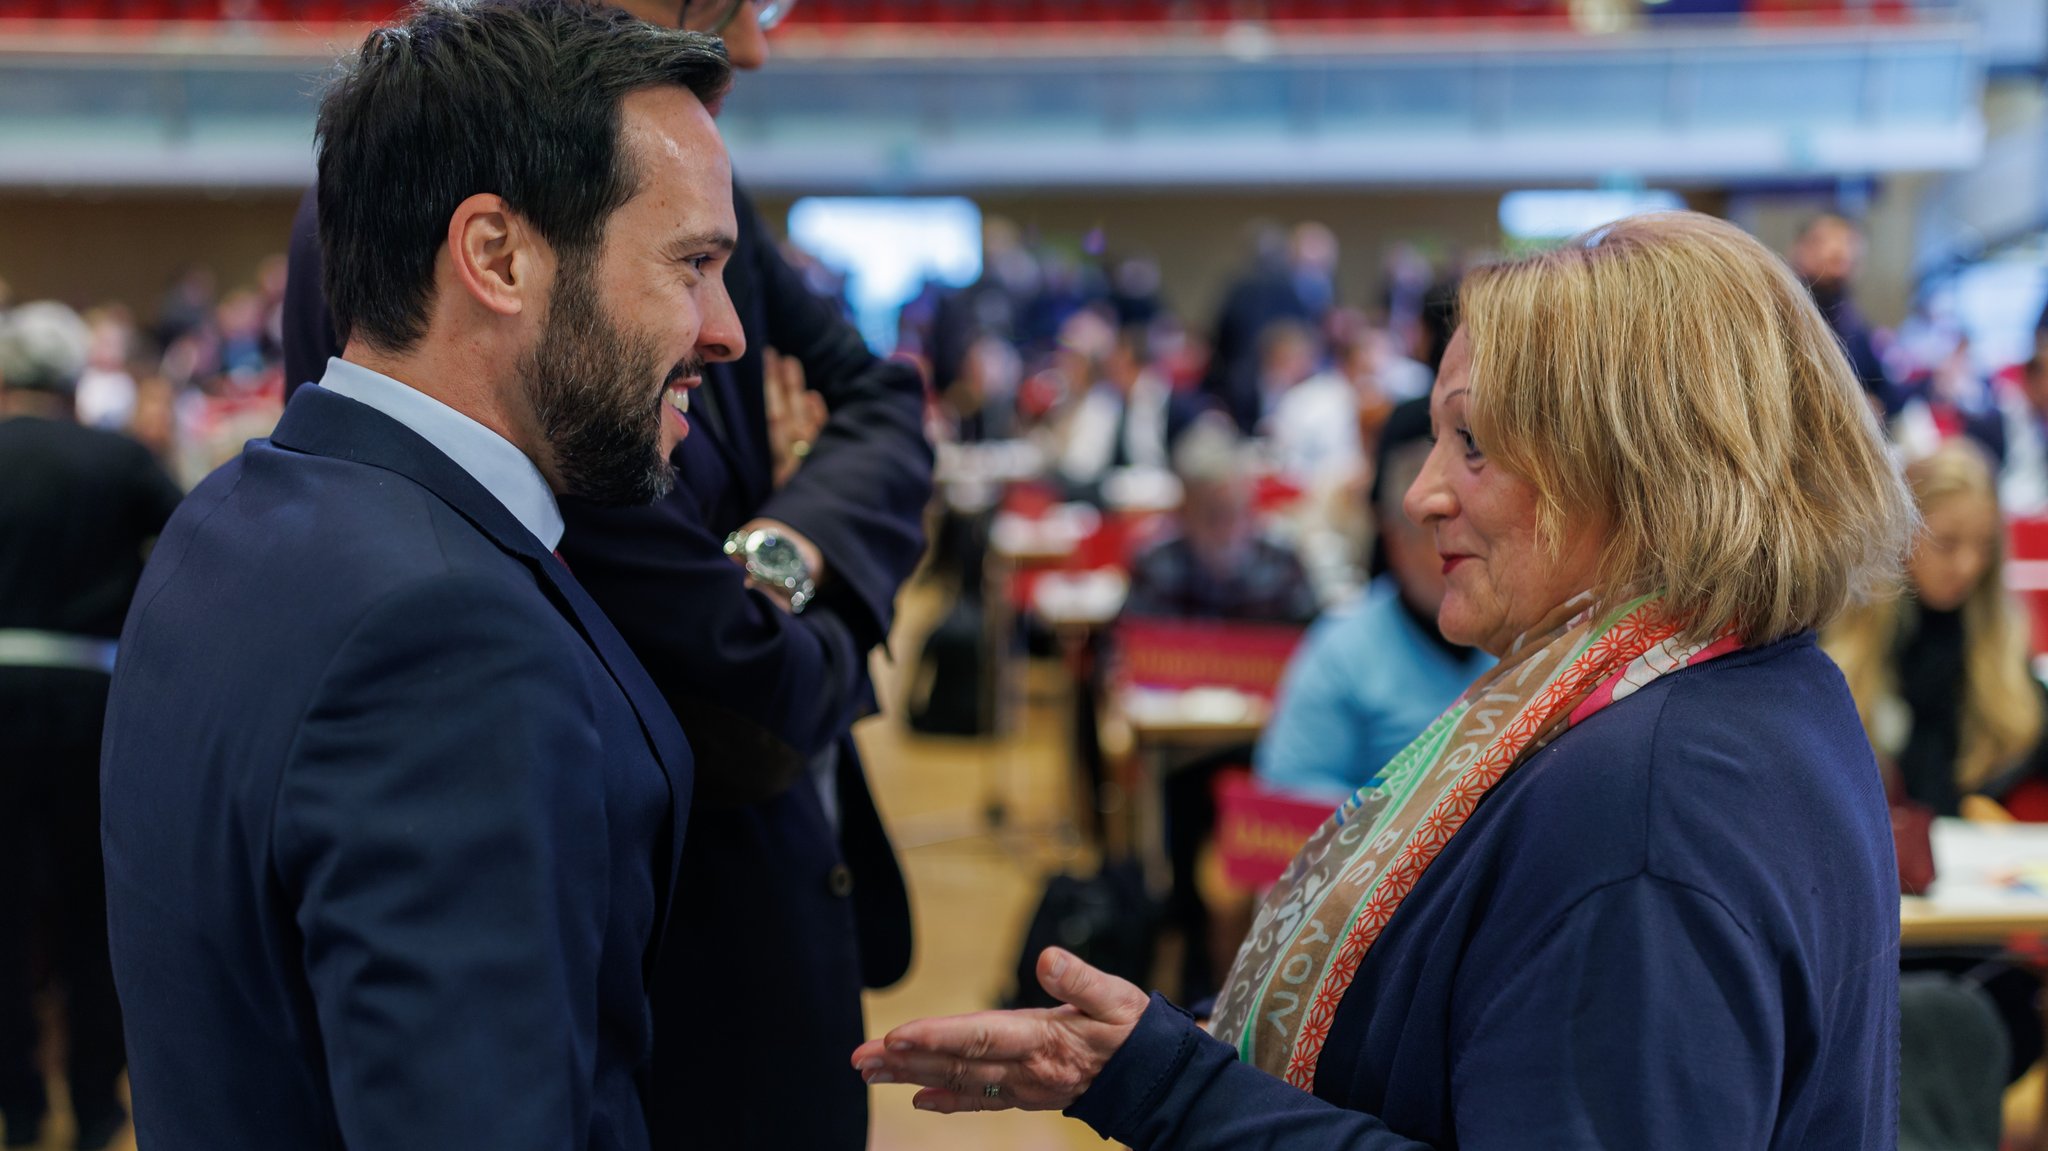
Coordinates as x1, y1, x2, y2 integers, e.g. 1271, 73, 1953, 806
1124, 418, 1319, 624
1825, 441, 2048, 817
1256, 398, 1493, 802
1120, 417, 1317, 1001
1054, 323, 1208, 498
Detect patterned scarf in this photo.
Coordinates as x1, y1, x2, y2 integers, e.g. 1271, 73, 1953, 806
1210, 593, 1740, 1088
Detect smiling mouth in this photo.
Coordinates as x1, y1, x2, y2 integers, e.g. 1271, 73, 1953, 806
661, 363, 703, 415
1441, 555, 1472, 575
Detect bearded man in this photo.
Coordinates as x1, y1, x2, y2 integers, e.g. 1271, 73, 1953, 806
98, 5, 737, 1149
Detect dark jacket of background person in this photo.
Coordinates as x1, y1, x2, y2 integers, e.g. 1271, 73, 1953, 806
100, 388, 692, 1151
282, 179, 930, 1148
1065, 634, 1897, 1150
0, 414, 181, 1143
1122, 535, 1319, 624
1813, 283, 1900, 418
1851, 600, 2048, 821
1200, 256, 1315, 435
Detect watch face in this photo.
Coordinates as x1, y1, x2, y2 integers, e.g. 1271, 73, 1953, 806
749, 535, 807, 584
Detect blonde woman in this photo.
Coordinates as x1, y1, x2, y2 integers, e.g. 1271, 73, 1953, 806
853, 212, 1910, 1149
1827, 442, 2046, 816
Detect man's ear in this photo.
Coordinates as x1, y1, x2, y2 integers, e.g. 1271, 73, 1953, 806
445, 193, 543, 321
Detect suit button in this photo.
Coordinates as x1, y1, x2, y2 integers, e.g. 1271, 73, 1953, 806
828, 864, 854, 898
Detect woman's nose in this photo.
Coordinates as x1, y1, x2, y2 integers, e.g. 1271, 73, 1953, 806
1404, 443, 1456, 528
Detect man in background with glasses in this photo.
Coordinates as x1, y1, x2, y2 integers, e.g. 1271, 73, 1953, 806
281, 2, 929, 1147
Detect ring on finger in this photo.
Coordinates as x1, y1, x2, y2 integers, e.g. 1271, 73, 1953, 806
791, 440, 812, 459
983, 1083, 1001, 1100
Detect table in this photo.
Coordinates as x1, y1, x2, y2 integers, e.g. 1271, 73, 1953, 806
1907, 819, 2048, 947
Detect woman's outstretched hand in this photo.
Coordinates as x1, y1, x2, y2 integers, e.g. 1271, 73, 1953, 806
851, 947, 1149, 1114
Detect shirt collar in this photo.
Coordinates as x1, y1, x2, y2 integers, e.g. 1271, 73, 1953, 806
314, 357, 564, 551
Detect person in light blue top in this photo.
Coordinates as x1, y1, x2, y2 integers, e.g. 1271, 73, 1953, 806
1255, 398, 1492, 800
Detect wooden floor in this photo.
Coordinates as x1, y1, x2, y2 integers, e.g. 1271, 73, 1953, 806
14, 581, 1111, 1150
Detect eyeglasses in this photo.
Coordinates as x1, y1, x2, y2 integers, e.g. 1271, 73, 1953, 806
679, 0, 799, 34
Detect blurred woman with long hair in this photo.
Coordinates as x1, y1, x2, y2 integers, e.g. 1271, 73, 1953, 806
1827, 441, 2046, 815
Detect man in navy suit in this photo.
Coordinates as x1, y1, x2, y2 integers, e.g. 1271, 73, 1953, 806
281, 2, 933, 1144
100, 5, 740, 1149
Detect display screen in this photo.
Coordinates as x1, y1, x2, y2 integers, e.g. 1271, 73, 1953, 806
786, 196, 985, 353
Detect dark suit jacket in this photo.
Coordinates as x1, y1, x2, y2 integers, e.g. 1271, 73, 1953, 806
100, 386, 691, 1151
280, 181, 932, 1149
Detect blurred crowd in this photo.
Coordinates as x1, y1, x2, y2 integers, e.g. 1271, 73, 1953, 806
911, 209, 2048, 612
0, 257, 291, 492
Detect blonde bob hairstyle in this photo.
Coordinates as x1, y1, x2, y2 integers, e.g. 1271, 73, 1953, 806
1458, 210, 1913, 648
1825, 443, 2043, 791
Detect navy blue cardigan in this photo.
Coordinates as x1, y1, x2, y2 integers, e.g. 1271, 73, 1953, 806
1069, 632, 1898, 1150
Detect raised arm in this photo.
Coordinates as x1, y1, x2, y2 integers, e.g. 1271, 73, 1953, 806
741, 186, 934, 649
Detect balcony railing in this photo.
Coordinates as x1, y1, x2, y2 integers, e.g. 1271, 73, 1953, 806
0, 10, 1986, 188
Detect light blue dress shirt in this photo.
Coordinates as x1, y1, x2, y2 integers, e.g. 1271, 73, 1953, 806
315, 357, 564, 552
1254, 576, 1494, 801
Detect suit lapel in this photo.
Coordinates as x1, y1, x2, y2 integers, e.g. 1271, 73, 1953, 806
271, 387, 691, 900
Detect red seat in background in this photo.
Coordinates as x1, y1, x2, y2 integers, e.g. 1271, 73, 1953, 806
1212, 766, 1333, 888
1113, 617, 1305, 699
2004, 516, 2048, 821
2009, 517, 2048, 659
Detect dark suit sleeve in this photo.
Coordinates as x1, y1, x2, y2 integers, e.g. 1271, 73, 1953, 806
743, 190, 934, 650
562, 484, 868, 803
272, 574, 615, 1151
1065, 996, 1433, 1150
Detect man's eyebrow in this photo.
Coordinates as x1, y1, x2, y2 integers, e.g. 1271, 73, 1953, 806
663, 231, 737, 259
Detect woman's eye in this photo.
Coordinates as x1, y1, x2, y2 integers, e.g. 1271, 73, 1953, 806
1458, 429, 1482, 458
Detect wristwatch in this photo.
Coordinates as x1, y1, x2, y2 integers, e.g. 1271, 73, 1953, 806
723, 527, 816, 613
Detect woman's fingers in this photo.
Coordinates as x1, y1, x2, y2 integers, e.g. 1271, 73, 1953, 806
859, 1044, 1091, 1111
1036, 947, 1149, 1024
874, 1009, 1048, 1061
910, 1087, 1011, 1114
859, 1047, 1006, 1092
850, 1037, 890, 1068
